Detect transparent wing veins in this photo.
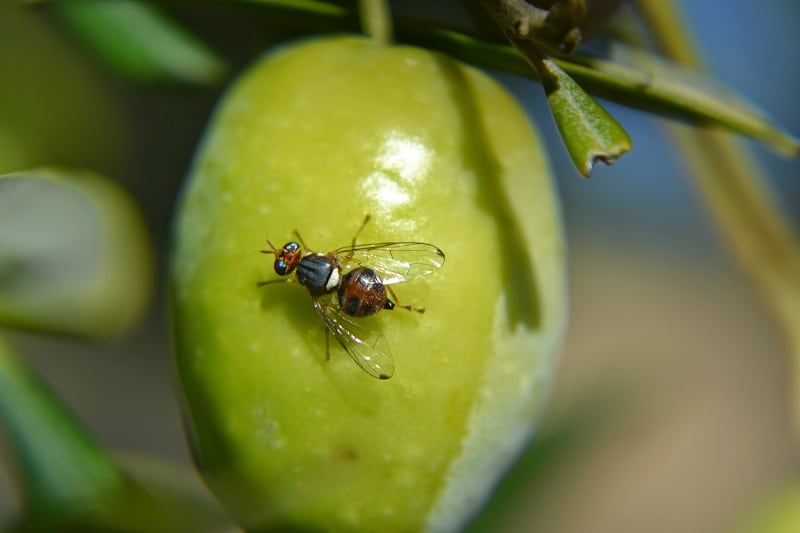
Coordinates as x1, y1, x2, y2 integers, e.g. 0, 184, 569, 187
312, 296, 395, 380
333, 242, 445, 285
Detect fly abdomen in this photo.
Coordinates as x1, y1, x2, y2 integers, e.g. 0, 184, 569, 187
338, 267, 391, 318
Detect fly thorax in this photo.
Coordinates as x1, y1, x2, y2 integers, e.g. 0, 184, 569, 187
296, 253, 340, 296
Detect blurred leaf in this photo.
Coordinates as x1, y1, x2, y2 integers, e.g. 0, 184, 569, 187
631, 0, 800, 440
536, 54, 632, 176
0, 338, 235, 531
0, 168, 154, 339
53, 0, 229, 85
0, 5, 128, 174
0, 337, 127, 524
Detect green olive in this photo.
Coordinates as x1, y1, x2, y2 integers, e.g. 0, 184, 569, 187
171, 35, 566, 531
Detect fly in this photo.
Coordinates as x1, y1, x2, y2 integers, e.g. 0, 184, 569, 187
259, 215, 445, 379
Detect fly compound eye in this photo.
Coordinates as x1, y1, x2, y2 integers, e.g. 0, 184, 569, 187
285, 241, 300, 254
274, 259, 290, 276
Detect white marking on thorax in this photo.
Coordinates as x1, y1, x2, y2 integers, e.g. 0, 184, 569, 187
326, 267, 341, 291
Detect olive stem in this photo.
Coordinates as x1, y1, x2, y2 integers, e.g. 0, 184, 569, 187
358, 0, 393, 45
477, 0, 585, 54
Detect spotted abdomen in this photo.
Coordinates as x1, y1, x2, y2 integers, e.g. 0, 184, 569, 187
338, 267, 394, 317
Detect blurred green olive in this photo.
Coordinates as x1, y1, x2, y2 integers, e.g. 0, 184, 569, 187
172, 35, 566, 531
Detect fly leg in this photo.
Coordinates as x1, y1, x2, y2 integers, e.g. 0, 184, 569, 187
351, 214, 371, 248
342, 214, 371, 263
257, 278, 295, 288
387, 285, 425, 314
325, 327, 331, 361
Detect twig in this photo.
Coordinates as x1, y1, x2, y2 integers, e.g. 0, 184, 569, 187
477, 0, 585, 54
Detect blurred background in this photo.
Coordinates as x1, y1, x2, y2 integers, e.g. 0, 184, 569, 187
1, 1, 799, 531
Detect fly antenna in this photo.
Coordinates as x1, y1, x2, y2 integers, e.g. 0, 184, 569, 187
260, 239, 277, 255
292, 230, 309, 251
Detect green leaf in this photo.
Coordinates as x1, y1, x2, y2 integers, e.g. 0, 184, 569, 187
53, 0, 229, 85
402, 26, 798, 157
536, 56, 632, 177
568, 43, 800, 158
0, 168, 154, 339
466, 2, 627, 177
0, 337, 127, 524
0, 338, 235, 531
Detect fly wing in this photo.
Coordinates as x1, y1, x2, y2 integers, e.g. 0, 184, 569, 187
312, 296, 395, 380
334, 242, 445, 285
